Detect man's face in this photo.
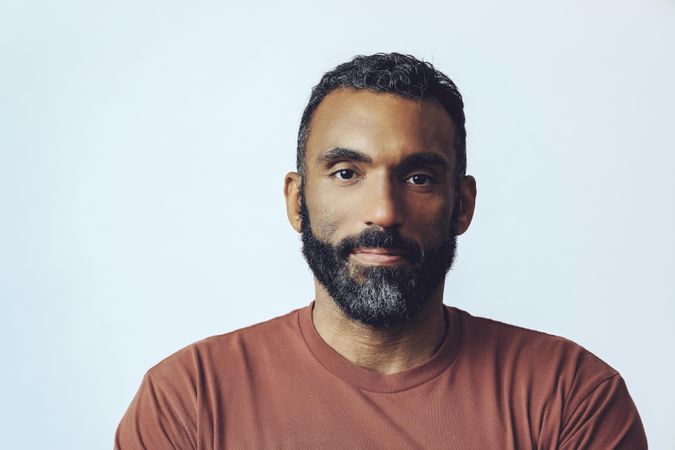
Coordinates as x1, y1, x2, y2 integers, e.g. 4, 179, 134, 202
297, 88, 464, 326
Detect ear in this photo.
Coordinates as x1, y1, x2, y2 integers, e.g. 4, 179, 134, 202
284, 172, 303, 233
455, 175, 477, 236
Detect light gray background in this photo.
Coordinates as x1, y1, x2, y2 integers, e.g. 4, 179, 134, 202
1, 0, 673, 448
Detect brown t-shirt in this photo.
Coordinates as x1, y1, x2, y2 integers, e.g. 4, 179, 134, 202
115, 305, 647, 449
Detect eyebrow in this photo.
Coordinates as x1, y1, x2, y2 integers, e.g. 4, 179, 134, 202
399, 152, 450, 173
315, 147, 372, 167
314, 147, 450, 172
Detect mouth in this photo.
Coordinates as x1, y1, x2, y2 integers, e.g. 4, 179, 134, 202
351, 247, 407, 266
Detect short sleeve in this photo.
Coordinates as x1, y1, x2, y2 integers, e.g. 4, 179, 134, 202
558, 374, 647, 449
115, 371, 197, 450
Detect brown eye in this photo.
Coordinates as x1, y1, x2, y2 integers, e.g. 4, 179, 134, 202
406, 174, 432, 185
334, 169, 356, 180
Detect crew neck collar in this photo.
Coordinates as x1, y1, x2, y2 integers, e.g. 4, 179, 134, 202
298, 302, 462, 393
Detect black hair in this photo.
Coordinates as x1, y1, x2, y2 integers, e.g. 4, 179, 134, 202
296, 52, 466, 182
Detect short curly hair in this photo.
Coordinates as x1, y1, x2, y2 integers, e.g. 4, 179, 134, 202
297, 52, 466, 182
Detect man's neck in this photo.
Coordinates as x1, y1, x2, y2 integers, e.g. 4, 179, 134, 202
311, 282, 447, 375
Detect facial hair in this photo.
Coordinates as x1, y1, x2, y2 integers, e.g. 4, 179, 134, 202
300, 190, 458, 327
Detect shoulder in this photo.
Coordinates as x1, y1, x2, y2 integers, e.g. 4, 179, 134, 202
115, 307, 308, 449
451, 307, 618, 398
450, 308, 646, 448
147, 307, 306, 385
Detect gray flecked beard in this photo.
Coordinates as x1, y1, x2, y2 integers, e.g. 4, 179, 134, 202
299, 192, 458, 327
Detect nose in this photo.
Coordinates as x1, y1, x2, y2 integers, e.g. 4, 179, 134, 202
360, 174, 403, 229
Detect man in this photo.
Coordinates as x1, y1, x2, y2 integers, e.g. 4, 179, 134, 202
116, 53, 647, 449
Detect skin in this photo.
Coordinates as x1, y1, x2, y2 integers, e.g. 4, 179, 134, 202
284, 88, 477, 374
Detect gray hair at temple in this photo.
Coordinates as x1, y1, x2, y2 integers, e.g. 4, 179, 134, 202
296, 52, 467, 183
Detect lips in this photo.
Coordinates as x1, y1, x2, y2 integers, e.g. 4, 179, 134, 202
353, 247, 403, 255
351, 247, 407, 265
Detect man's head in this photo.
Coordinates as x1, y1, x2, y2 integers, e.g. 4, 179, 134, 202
297, 53, 467, 183
285, 53, 476, 327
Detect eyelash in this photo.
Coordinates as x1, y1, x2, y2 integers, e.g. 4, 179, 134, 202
332, 168, 357, 180
405, 174, 434, 186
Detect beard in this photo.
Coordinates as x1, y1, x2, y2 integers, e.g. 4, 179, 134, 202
300, 190, 458, 327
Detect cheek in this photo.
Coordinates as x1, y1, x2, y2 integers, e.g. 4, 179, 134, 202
313, 213, 338, 240
307, 194, 352, 242
404, 197, 454, 245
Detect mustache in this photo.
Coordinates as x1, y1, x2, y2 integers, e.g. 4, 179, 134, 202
335, 228, 423, 264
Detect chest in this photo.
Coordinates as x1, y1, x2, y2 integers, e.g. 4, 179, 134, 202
196, 373, 562, 450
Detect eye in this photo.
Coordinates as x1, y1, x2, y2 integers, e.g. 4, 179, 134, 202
333, 169, 356, 180
405, 174, 433, 185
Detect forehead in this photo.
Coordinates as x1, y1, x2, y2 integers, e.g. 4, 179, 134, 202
306, 88, 457, 166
